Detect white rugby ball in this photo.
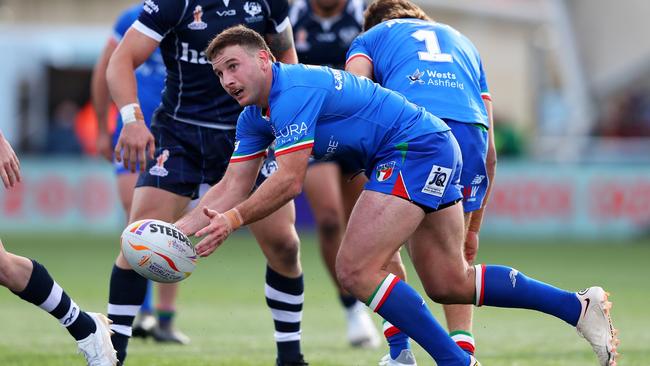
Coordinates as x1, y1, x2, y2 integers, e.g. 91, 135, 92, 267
121, 219, 197, 283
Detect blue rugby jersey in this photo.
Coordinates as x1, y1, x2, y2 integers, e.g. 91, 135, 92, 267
231, 63, 449, 171
289, 0, 363, 68
347, 18, 490, 127
133, 0, 290, 129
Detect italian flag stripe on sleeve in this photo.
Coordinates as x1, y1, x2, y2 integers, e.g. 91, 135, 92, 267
230, 150, 267, 163
366, 273, 399, 312
474, 264, 486, 306
481, 92, 492, 101
275, 140, 314, 156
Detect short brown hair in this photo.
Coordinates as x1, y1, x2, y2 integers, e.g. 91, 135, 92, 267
205, 25, 274, 62
363, 0, 431, 31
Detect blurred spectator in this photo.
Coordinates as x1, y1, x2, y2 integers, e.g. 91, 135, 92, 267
493, 114, 525, 158
45, 100, 83, 155
596, 87, 650, 137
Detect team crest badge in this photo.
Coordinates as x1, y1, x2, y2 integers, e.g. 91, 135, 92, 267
375, 161, 396, 182
244, 1, 263, 22
149, 149, 170, 177
188, 5, 208, 30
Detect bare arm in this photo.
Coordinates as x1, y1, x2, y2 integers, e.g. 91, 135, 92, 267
91, 38, 118, 161
0, 131, 20, 189
175, 156, 263, 235
468, 98, 496, 234
106, 27, 159, 172
345, 56, 374, 80
266, 25, 298, 64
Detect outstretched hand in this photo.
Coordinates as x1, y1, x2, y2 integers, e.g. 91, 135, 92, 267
194, 207, 235, 257
0, 134, 21, 189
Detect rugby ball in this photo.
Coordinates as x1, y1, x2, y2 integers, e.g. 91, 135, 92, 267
121, 219, 197, 283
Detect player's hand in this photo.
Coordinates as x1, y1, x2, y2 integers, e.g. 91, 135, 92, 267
114, 121, 155, 173
175, 211, 210, 238
96, 131, 113, 162
0, 133, 21, 189
194, 207, 234, 257
464, 230, 479, 264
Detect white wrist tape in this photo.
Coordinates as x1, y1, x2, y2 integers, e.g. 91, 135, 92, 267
120, 103, 143, 124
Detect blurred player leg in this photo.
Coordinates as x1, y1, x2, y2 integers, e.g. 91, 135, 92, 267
249, 201, 307, 366
108, 187, 190, 364
1, 240, 117, 365
304, 163, 379, 348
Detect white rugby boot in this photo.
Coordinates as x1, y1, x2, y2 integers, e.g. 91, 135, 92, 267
77, 312, 118, 366
346, 301, 381, 348
576, 286, 619, 366
378, 349, 417, 366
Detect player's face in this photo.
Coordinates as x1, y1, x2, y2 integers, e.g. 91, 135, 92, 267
212, 45, 266, 107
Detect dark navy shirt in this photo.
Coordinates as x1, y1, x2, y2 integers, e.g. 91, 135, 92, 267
134, 0, 290, 129
289, 0, 363, 69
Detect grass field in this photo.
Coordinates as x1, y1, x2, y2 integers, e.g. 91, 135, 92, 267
0, 232, 648, 365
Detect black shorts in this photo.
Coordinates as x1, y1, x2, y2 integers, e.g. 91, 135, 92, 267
137, 111, 274, 199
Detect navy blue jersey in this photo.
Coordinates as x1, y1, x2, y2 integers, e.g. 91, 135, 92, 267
289, 0, 363, 68
133, 0, 290, 128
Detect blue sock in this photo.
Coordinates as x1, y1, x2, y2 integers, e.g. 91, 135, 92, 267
383, 320, 410, 359
369, 274, 469, 366
476, 264, 582, 326
140, 280, 154, 314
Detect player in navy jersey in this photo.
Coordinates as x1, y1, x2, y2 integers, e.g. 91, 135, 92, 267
91, 3, 188, 344
184, 25, 618, 366
0, 131, 117, 366
344, 0, 496, 363
105, 1, 308, 365
288, 0, 382, 349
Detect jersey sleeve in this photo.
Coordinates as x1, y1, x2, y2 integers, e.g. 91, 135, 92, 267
132, 0, 187, 42
478, 59, 491, 101
271, 86, 326, 157
345, 31, 374, 66
231, 108, 275, 163
112, 6, 141, 43
266, 0, 291, 34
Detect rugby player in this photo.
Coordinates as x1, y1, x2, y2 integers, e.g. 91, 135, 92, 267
0, 131, 117, 366
184, 25, 618, 366
105, 1, 307, 365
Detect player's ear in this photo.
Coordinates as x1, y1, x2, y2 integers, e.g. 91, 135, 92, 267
258, 49, 271, 68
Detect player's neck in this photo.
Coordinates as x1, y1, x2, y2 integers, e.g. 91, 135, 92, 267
310, 0, 345, 18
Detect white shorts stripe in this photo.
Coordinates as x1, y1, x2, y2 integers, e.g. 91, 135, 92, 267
39, 282, 63, 312
107, 304, 140, 316
270, 309, 303, 323
474, 264, 483, 306
110, 324, 132, 337
60, 300, 80, 327
274, 330, 302, 342
132, 20, 163, 42
368, 273, 396, 311
265, 284, 304, 305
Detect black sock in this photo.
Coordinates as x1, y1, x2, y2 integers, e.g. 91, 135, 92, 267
107, 265, 148, 363
13, 259, 96, 340
265, 265, 304, 363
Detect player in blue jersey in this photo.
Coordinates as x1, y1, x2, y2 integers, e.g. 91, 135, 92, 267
289, 0, 382, 348
105, 1, 308, 365
182, 25, 618, 366
91, 3, 188, 345
344, 0, 496, 363
0, 131, 117, 366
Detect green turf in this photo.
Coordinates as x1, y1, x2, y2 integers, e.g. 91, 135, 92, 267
0, 232, 648, 365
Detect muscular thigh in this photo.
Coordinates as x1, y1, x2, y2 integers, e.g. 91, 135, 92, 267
303, 162, 344, 223
129, 186, 191, 223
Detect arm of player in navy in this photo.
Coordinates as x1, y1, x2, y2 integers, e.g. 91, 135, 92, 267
265, 0, 298, 63
345, 34, 374, 79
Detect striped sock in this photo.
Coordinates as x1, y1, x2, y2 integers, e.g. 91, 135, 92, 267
368, 274, 469, 366
12, 259, 96, 341
450, 330, 475, 355
383, 320, 410, 359
474, 264, 582, 326
265, 266, 304, 363
107, 265, 148, 363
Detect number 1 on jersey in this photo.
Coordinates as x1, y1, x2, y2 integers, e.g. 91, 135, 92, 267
411, 29, 452, 63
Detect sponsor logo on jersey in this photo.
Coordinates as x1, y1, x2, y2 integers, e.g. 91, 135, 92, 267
180, 42, 209, 64
407, 69, 425, 85
422, 165, 452, 197
149, 149, 170, 177
471, 174, 486, 185
409, 68, 465, 90
143, 0, 159, 14
462, 184, 480, 202
274, 122, 308, 139
376, 161, 396, 182
217, 9, 236, 16
243, 1, 263, 23
332, 69, 343, 90
188, 5, 208, 30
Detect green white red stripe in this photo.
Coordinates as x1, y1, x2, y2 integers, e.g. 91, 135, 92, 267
366, 273, 399, 312
450, 330, 475, 354
345, 53, 373, 67
481, 92, 492, 101
382, 320, 401, 338
230, 149, 267, 163
275, 140, 314, 156
474, 264, 485, 306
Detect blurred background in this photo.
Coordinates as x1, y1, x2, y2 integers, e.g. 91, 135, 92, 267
1, 0, 649, 239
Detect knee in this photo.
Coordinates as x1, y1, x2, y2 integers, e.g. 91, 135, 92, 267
316, 209, 344, 240
335, 255, 365, 295
422, 272, 473, 304
0, 252, 18, 288
266, 235, 301, 268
